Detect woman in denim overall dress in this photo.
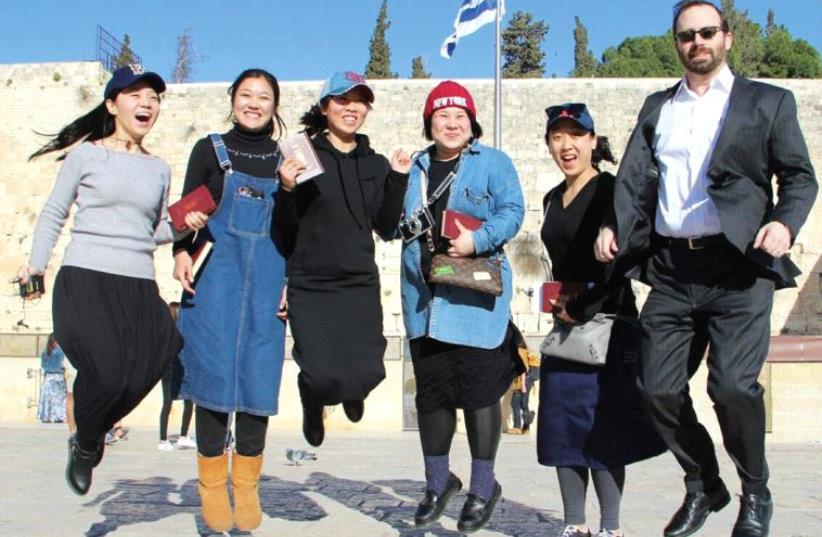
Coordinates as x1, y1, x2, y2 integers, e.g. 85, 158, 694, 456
174, 69, 287, 533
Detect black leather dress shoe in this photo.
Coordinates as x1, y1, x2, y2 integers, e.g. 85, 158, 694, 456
65, 435, 97, 496
664, 483, 731, 537
457, 481, 502, 533
342, 400, 364, 423
414, 472, 462, 527
731, 492, 772, 537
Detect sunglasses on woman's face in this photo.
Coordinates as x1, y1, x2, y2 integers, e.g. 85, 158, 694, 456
675, 26, 723, 43
545, 103, 586, 120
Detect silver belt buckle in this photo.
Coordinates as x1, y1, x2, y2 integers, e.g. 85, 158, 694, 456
687, 237, 704, 250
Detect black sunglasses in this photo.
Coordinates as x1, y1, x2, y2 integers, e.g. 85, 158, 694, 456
545, 103, 586, 120
675, 26, 723, 43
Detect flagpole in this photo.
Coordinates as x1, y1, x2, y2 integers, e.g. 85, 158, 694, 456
493, 0, 502, 149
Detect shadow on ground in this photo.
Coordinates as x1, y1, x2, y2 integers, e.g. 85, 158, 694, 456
82, 472, 563, 536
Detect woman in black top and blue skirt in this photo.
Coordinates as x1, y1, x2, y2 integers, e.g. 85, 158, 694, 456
538, 103, 666, 537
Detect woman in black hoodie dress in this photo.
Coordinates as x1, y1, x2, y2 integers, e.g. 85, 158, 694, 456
277, 71, 410, 446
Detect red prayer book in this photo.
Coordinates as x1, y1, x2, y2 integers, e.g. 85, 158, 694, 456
441, 209, 482, 240
540, 281, 590, 313
169, 185, 217, 232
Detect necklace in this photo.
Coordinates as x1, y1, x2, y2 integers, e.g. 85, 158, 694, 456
104, 136, 144, 153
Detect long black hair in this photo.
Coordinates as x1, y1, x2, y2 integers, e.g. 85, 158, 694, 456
228, 68, 287, 139
29, 102, 116, 161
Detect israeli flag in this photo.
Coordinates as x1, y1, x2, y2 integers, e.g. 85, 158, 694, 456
440, 0, 504, 59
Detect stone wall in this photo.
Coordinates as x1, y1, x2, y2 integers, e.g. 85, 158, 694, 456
1, 62, 819, 339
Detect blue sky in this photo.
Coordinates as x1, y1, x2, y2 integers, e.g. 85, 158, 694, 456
1, 0, 819, 82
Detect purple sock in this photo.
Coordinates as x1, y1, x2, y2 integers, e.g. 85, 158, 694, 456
423, 455, 450, 495
470, 458, 496, 500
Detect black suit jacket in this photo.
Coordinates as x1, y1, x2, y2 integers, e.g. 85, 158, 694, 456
607, 75, 818, 289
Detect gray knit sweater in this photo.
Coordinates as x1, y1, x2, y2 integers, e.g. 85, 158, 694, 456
29, 142, 187, 280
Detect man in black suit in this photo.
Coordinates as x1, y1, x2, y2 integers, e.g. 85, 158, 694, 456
595, 2, 817, 536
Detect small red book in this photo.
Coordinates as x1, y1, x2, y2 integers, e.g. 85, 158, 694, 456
169, 185, 217, 232
541, 281, 590, 313
441, 209, 482, 239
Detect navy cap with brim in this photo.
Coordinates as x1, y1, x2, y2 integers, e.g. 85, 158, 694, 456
545, 103, 595, 133
104, 65, 167, 100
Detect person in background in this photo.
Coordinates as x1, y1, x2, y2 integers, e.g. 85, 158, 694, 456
38, 333, 67, 424
158, 301, 194, 451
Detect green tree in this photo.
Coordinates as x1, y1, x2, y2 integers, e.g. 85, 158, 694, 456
364, 0, 397, 79
760, 29, 822, 78
572, 16, 598, 77
721, 0, 763, 76
597, 33, 682, 77
410, 56, 431, 79
502, 11, 548, 78
112, 34, 136, 70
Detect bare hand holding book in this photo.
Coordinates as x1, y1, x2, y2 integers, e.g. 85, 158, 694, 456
279, 132, 324, 183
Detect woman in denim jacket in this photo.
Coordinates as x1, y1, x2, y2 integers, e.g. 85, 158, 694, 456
387, 81, 524, 533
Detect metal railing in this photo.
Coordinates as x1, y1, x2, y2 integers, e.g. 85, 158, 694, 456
96, 24, 142, 73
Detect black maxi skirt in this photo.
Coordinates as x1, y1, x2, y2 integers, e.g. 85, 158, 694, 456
53, 266, 182, 446
287, 274, 387, 405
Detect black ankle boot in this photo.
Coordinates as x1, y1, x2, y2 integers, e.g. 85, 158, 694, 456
298, 378, 325, 447
66, 435, 97, 495
342, 400, 364, 423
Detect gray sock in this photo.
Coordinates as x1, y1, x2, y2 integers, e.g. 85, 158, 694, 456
469, 458, 496, 500
423, 455, 450, 495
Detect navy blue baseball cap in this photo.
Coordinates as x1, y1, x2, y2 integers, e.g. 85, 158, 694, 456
545, 103, 595, 133
318, 71, 374, 103
104, 64, 166, 100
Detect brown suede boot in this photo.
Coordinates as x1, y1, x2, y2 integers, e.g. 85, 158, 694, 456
197, 453, 233, 532
232, 453, 264, 531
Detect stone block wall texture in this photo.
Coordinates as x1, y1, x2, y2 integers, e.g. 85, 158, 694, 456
1, 62, 820, 339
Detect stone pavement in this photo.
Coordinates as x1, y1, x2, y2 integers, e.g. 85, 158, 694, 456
0, 425, 820, 537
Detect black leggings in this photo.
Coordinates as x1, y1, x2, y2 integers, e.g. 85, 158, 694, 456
196, 406, 268, 457
418, 402, 502, 460
556, 466, 625, 530
159, 373, 193, 441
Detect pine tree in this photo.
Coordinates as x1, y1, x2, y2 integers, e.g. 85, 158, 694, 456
364, 0, 397, 79
410, 56, 431, 79
721, 0, 764, 77
502, 11, 548, 78
765, 9, 776, 36
572, 16, 598, 77
113, 34, 136, 70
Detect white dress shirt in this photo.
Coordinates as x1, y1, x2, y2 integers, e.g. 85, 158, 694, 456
653, 65, 734, 238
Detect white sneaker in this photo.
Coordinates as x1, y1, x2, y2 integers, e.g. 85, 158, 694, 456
157, 440, 175, 451
175, 436, 196, 449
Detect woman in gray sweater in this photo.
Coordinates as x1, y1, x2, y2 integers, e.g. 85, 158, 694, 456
18, 65, 207, 496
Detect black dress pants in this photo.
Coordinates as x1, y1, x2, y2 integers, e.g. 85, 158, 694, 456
639, 240, 774, 495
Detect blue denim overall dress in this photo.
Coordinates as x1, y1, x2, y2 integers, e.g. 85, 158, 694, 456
178, 134, 286, 416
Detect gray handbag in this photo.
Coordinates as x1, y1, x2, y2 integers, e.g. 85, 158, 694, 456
538, 193, 614, 366
539, 313, 615, 366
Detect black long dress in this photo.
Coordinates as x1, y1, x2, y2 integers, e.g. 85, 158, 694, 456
277, 133, 407, 404
536, 172, 666, 469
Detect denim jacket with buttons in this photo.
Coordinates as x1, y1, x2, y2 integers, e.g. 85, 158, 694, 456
383, 140, 524, 349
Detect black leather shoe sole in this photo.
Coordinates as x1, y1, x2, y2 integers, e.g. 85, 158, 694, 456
664, 487, 731, 537
414, 473, 463, 527
65, 435, 96, 496
457, 482, 502, 533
